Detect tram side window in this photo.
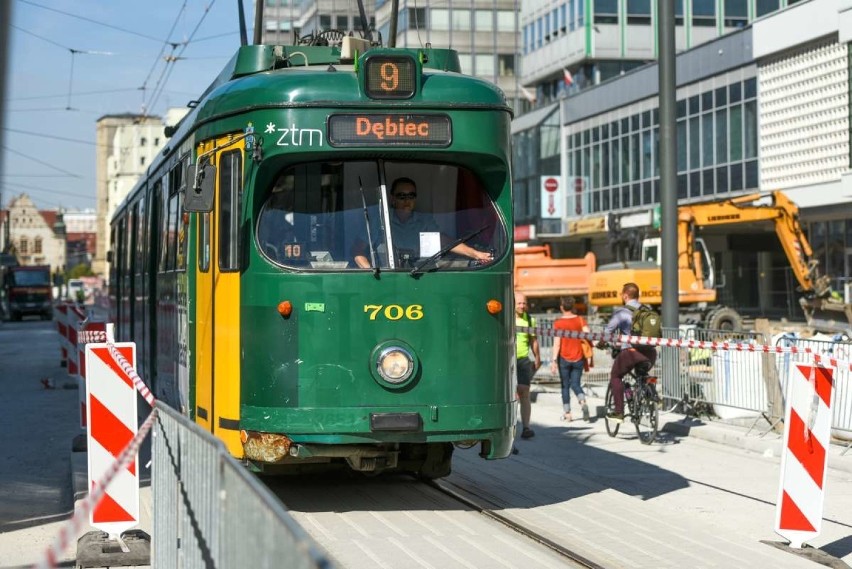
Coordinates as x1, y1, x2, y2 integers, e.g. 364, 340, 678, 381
135, 195, 146, 279
219, 150, 243, 272
174, 160, 188, 271
257, 160, 507, 271
157, 181, 169, 272
199, 213, 211, 272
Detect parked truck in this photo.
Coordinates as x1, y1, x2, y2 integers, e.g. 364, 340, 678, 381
0, 264, 53, 321
514, 244, 596, 312
589, 191, 840, 332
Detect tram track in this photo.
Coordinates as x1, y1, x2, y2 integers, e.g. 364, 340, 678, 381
264, 470, 591, 569
427, 478, 605, 569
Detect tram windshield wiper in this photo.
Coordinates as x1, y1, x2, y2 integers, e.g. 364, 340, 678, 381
409, 224, 490, 277
358, 177, 380, 279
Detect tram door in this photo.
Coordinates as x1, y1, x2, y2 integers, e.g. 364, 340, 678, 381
194, 137, 244, 457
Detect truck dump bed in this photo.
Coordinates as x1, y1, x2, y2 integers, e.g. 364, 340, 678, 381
514, 246, 595, 299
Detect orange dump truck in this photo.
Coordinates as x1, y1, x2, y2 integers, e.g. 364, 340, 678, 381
514, 245, 596, 312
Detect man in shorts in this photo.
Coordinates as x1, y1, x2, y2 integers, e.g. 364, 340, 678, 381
515, 292, 541, 439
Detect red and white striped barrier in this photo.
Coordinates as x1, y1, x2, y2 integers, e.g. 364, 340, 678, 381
517, 326, 852, 372
54, 303, 68, 367
76, 322, 112, 430
774, 364, 835, 548
85, 342, 139, 537
34, 411, 157, 569
37, 321, 158, 569
57, 301, 86, 377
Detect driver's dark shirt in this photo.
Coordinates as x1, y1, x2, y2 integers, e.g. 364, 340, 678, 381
390, 210, 439, 253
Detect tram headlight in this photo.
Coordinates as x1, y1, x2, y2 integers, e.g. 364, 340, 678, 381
377, 347, 414, 384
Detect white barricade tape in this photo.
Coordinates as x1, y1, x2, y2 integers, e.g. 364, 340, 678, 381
106, 342, 156, 408
34, 410, 157, 569
518, 326, 852, 371
78, 330, 108, 343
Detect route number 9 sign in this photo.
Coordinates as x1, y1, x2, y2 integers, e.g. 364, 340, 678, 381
365, 56, 416, 99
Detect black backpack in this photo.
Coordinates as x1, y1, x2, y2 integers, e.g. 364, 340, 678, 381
627, 304, 662, 338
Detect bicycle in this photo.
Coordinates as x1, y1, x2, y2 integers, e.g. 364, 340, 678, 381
604, 360, 660, 445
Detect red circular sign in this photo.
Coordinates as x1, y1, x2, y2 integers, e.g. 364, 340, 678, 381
544, 177, 559, 192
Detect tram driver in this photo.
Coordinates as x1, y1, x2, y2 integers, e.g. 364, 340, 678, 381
353, 177, 493, 269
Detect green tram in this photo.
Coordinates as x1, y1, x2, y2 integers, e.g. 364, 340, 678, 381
109, 38, 515, 477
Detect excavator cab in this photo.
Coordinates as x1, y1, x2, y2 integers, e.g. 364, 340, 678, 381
641, 236, 715, 290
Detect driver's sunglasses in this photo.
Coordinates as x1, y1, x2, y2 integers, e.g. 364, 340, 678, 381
394, 192, 417, 200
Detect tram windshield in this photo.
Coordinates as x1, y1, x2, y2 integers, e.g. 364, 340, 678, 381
257, 161, 508, 272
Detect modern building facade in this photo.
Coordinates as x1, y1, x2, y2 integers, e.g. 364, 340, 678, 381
513, 0, 852, 320
260, 0, 375, 45
521, 0, 810, 109
374, 0, 522, 112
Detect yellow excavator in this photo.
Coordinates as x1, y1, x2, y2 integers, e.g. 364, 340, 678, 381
588, 191, 839, 331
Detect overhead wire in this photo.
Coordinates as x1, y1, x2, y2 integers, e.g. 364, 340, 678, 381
145, 0, 219, 115
2, 145, 82, 178
17, 0, 166, 43
139, 1, 189, 112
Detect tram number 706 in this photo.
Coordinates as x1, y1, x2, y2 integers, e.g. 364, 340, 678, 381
364, 304, 424, 321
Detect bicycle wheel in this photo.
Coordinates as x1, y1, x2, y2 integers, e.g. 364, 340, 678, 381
604, 384, 620, 437
633, 388, 659, 444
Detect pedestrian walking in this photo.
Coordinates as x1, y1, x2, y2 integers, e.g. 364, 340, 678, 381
515, 292, 541, 439
549, 296, 591, 422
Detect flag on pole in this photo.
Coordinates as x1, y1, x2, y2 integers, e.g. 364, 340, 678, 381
563, 68, 574, 86
519, 85, 537, 103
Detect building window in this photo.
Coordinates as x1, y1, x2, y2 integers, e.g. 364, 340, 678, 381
336, 15, 348, 29
475, 10, 493, 32
501, 11, 516, 33
498, 54, 515, 76
723, 0, 748, 27
320, 15, 331, 28
141, 156, 146, 166
19, 238, 28, 254
452, 9, 469, 31
475, 54, 494, 77
627, 0, 651, 25
34, 237, 42, 254
140, 137, 147, 146
594, 0, 618, 24
433, 9, 449, 30
756, 0, 780, 17
457, 53, 471, 74
693, 0, 716, 26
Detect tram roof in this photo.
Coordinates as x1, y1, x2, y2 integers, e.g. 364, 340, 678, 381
166, 44, 510, 141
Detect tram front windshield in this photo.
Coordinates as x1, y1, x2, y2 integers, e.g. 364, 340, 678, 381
257, 161, 507, 271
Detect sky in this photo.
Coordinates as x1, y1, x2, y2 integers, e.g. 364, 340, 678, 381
2, 0, 254, 212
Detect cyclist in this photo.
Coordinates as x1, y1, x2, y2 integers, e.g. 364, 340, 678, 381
603, 282, 658, 421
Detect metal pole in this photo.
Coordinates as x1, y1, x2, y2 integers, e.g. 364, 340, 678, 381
388, 0, 399, 47
238, 0, 248, 46
253, 0, 264, 45
658, 0, 678, 331
0, 0, 11, 244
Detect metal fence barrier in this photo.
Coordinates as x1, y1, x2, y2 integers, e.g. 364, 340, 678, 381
533, 316, 851, 449
152, 402, 336, 569
772, 335, 852, 452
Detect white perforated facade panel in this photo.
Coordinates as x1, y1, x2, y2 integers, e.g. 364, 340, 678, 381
759, 40, 849, 190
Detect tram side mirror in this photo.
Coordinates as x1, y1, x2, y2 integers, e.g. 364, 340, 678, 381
106, 250, 113, 264
184, 160, 215, 212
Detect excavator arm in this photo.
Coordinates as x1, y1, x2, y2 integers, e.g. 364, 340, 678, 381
679, 191, 825, 296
